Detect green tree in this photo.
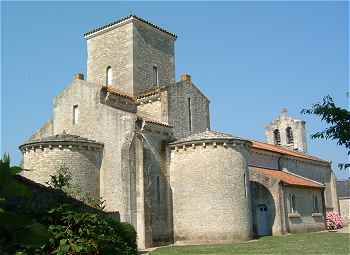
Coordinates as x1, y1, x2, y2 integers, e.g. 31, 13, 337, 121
0, 153, 49, 254
301, 95, 350, 169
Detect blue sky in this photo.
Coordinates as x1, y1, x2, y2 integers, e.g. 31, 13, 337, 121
1, 1, 349, 178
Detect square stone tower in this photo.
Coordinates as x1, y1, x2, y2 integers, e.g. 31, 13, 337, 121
84, 15, 176, 97
265, 109, 308, 153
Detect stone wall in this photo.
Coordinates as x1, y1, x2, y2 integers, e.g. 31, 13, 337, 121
284, 186, 325, 233
86, 21, 134, 95
137, 98, 162, 122
142, 124, 173, 245
249, 150, 279, 170
85, 18, 175, 97
168, 80, 210, 139
170, 140, 252, 244
133, 20, 175, 95
53, 79, 137, 221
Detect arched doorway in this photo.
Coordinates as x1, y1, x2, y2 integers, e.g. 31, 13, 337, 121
251, 181, 276, 236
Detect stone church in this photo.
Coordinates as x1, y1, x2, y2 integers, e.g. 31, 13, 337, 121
20, 15, 339, 249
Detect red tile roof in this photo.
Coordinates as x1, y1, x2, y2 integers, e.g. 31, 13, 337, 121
251, 140, 329, 164
250, 166, 324, 188
102, 86, 135, 101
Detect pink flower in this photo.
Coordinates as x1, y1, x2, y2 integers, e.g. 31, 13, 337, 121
326, 212, 344, 230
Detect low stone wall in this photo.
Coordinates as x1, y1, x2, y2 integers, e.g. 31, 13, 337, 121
339, 198, 350, 225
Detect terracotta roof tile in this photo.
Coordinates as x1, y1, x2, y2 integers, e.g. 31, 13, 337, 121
250, 166, 324, 188
144, 119, 173, 128
251, 140, 329, 164
102, 86, 135, 101
137, 116, 173, 128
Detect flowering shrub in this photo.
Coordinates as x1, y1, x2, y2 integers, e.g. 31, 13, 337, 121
326, 211, 344, 230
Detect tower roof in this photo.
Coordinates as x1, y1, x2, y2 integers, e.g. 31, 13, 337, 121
84, 15, 177, 39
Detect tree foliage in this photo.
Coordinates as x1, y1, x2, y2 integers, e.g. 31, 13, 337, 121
0, 153, 49, 254
41, 204, 137, 255
0, 155, 137, 254
302, 95, 350, 169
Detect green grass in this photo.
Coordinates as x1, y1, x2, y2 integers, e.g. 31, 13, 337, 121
150, 232, 350, 255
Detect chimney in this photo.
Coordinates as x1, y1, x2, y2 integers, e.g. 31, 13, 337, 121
74, 73, 84, 80
181, 73, 191, 82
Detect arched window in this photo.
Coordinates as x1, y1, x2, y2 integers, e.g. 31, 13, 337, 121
273, 129, 281, 145
286, 127, 294, 144
106, 66, 113, 86
289, 193, 296, 213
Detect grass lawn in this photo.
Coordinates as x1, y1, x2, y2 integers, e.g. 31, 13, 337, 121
150, 232, 350, 255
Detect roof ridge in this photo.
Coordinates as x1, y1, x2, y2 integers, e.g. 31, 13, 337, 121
84, 15, 177, 38
249, 139, 329, 164
282, 169, 325, 186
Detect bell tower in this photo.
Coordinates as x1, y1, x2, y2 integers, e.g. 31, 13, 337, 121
84, 15, 176, 97
265, 109, 308, 153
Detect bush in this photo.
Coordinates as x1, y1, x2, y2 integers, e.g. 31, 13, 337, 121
40, 204, 137, 255
326, 211, 344, 230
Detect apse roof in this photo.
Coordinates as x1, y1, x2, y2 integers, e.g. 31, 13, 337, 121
170, 130, 244, 145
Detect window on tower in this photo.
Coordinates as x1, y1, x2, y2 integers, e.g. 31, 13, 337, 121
73, 105, 79, 125
286, 127, 294, 144
106, 66, 113, 86
153, 66, 158, 86
273, 129, 281, 145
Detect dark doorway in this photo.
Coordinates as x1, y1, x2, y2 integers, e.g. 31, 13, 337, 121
251, 181, 276, 236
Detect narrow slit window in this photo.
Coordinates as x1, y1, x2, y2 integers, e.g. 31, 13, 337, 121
188, 98, 192, 132
73, 105, 79, 125
106, 66, 113, 86
273, 129, 281, 145
156, 176, 160, 203
153, 66, 158, 86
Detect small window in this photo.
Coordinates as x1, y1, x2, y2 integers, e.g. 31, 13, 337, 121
313, 193, 319, 213
286, 127, 294, 144
73, 105, 79, 125
106, 66, 113, 86
188, 98, 192, 132
273, 129, 281, 145
289, 193, 296, 213
156, 176, 160, 203
153, 66, 158, 86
